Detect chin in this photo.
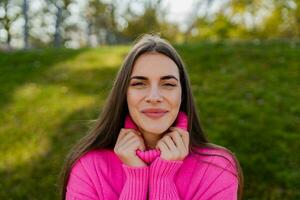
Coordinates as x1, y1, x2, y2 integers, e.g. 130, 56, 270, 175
150, 128, 166, 135
139, 124, 170, 135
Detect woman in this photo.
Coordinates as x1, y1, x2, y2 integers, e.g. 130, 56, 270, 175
59, 34, 244, 200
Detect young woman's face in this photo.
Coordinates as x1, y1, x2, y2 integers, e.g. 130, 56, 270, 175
127, 52, 182, 135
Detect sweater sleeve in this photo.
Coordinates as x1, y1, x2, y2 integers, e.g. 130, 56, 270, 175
148, 156, 183, 200
119, 164, 149, 200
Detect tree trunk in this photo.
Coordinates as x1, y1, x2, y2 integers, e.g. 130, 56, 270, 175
54, 6, 62, 47
23, 0, 29, 49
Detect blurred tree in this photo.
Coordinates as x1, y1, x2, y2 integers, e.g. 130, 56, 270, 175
226, 0, 263, 37
227, 0, 300, 39
183, 0, 214, 43
259, 3, 284, 38
28, 2, 52, 48
2, 0, 300, 49
121, 0, 161, 39
193, 13, 242, 40
295, 0, 300, 37
257, 0, 300, 38
187, 0, 300, 40
85, 0, 121, 45
47, 0, 71, 47
0, 0, 21, 49
85, 0, 106, 46
22, 0, 29, 49
120, 0, 180, 43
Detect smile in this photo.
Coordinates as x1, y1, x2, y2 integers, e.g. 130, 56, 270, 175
142, 112, 168, 119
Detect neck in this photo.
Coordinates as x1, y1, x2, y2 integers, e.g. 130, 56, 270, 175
138, 128, 164, 150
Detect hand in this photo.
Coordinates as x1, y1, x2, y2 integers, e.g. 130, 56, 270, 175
114, 128, 147, 167
155, 127, 190, 161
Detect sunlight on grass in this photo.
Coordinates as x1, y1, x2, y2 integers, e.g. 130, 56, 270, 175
1, 132, 50, 171
54, 46, 129, 71
0, 83, 96, 171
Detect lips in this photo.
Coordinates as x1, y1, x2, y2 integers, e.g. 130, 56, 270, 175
141, 108, 168, 119
141, 108, 168, 113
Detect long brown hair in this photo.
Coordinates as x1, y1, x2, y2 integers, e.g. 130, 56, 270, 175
58, 33, 244, 199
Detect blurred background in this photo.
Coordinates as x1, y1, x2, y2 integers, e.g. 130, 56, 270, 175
0, 0, 299, 199
1, 0, 300, 48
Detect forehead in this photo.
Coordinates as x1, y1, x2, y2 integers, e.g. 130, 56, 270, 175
131, 52, 179, 79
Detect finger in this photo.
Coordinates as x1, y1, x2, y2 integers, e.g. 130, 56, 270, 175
169, 127, 187, 135
120, 133, 146, 151
119, 136, 139, 150
157, 140, 170, 153
117, 131, 136, 147
170, 127, 189, 150
162, 135, 177, 151
169, 131, 186, 151
181, 132, 190, 150
116, 129, 131, 144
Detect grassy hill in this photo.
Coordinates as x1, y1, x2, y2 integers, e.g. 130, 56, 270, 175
0, 40, 299, 199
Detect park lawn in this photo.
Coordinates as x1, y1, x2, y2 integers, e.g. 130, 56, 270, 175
0, 40, 299, 199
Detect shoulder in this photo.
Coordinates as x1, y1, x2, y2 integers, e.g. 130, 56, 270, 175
70, 148, 113, 177
190, 144, 240, 178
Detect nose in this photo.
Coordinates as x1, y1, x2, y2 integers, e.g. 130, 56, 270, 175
145, 86, 163, 103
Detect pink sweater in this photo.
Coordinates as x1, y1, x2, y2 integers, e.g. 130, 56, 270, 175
66, 146, 239, 200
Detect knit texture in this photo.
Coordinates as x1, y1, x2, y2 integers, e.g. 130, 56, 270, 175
66, 147, 239, 200
136, 148, 161, 164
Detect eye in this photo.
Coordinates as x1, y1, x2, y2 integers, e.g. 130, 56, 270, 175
131, 82, 144, 86
130, 82, 177, 87
164, 83, 177, 87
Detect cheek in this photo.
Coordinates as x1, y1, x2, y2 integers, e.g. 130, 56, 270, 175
171, 95, 181, 108
127, 90, 142, 107
169, 89, 182, 107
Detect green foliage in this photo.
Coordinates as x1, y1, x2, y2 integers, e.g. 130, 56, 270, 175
0, 41, 299, 199
192, 14, 247, 40
187, 0, 300, 41
121, 0, 181, 43
122, 5, 161, 39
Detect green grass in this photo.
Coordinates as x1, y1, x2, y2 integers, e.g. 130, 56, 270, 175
0, 41, 299, 199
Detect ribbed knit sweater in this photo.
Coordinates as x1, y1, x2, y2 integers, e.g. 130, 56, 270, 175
66, 146, 239, 200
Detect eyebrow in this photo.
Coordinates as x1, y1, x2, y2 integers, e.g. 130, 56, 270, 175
129, 75, 179, 81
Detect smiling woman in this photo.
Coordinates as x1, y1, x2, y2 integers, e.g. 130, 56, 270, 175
127, 52, 182, 150
59, 33, 244, 200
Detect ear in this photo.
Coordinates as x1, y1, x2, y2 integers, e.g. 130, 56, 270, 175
174, 111, 188, 131
124, 114, 138, 130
